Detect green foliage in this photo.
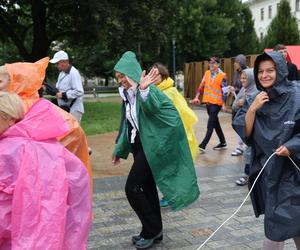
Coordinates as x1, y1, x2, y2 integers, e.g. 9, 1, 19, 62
263, 0, 300, 48
223, 4, 259, 56
0, 0, 260, 76
176, 0, 232, 62
175, 0, 259, 65
81, 101, 121, 135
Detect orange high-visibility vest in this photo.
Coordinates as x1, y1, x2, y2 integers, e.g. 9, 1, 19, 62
202, 70, 225, 106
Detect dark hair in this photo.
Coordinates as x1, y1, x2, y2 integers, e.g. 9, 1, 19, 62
152, 63, 169, 81
273, 44, 286, 51
209, 56, 221, 64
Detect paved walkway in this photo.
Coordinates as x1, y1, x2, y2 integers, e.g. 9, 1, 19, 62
87, 107, 296, 250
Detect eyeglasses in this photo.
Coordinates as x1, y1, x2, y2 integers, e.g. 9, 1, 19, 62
258, 67, 276, 75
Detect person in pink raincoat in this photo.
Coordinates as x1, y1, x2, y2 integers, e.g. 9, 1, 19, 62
0, 92, 92, 249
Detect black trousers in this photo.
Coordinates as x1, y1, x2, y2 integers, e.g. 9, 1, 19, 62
199, 103, 226, 148
125, 138, 162, 239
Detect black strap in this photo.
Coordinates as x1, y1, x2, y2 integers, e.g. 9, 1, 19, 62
69, 98, 77, 108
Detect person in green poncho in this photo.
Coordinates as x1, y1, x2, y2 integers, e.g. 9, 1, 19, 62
151, 63, 199, 208
112, 51, 200, 250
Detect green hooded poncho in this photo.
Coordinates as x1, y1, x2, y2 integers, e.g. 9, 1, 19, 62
113, 51, 200, 211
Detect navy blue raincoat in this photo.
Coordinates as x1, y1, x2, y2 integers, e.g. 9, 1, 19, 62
233, 51, 300, 241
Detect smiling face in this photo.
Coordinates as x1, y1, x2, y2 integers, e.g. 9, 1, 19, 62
257, 60, 276, 89
115, 71, 131, 90
240, 72, 248, 88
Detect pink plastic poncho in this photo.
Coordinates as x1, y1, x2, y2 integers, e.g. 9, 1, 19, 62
0, 99, 92, 250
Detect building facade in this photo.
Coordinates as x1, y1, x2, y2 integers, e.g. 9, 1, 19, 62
246, 0, 300, 40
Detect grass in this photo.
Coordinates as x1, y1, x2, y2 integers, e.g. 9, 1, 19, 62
81, 101, 121, 135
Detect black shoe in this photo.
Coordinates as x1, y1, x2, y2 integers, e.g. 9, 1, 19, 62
199, 145, 206, 154
132, 231, 163, 246
213, 143, 227, 150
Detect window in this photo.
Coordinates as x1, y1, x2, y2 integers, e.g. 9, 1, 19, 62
268, 5, 272, 19
261, 8, 264, 21
296, 0, 300, 11
260, 32, 264, 40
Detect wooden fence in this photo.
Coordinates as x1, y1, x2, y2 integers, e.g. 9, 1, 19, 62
183, 55, 258, 105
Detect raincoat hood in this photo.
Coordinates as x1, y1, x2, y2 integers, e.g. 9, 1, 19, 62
1, 98, 69, 141
156, 77, 174, 91
5, 57, 49, 98
235, 54, 247, 70
114, 51, 142, 83
254, 51, 288, 99
243, 68, 257, 96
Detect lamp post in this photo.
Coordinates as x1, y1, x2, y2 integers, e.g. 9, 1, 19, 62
172, 37, 176, 88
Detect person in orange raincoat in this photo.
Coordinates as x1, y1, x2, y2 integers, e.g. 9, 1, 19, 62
0, 57, 92, 181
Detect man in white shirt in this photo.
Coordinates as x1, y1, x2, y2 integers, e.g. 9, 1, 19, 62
50, 50, 84, 122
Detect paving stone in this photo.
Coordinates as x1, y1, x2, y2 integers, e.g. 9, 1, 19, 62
88, 167, 275, 249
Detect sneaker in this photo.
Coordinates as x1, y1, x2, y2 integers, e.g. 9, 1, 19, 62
132, 232, 163, 245
213, 143, 227, 150
199, 145, 206, 154
134, 231, 163, 248
231, 148, 243, 156
159, 198, 169, 207
235, 176, 248, 186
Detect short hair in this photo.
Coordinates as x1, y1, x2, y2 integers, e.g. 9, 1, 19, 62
152, 63, 169, 81
273, 44, 286, 51
0, 66, 10, 89
0, 91, 24, 121
209, 56, 221, 64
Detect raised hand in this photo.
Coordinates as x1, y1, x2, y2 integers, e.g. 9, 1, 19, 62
139, 68, 160, 90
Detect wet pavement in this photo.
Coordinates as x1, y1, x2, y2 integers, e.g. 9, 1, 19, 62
87, 107, 297, 249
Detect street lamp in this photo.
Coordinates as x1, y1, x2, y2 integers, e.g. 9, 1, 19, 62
172, 37, 176, 87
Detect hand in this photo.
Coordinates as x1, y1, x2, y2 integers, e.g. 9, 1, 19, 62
229, 86, 235, 94
191, 97, 200, 104
250, 91, 269, 112
112, 155, 120, 165
222, 104, 227, 112
275, 145, 290, 157
139, 68, 160, 90
56, 92, 63, 99
237, 98, 245, 107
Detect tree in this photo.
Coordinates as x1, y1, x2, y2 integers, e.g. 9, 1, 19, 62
222, 2, 259, 57
263, 0, 300, 48
0, 0, 100, 62
175, 0, 233, 64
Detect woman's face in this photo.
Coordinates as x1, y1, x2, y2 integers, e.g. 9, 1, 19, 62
234, 62, 241, 71
0, 115, 14, 135
257, 60, 276, 89
240, 72, 248, 88
153, 68, 162, 85
115, 72, 131, 90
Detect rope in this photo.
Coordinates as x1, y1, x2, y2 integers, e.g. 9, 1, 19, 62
196, 152, 300, 250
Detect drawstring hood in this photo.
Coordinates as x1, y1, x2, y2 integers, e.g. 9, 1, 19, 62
254, 52, 288, 99
114, 51, 142, 84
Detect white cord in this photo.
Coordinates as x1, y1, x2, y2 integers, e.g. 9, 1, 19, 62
196, 152, 300, 250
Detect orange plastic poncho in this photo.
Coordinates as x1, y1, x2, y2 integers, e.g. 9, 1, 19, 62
4, 57, 92, 180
